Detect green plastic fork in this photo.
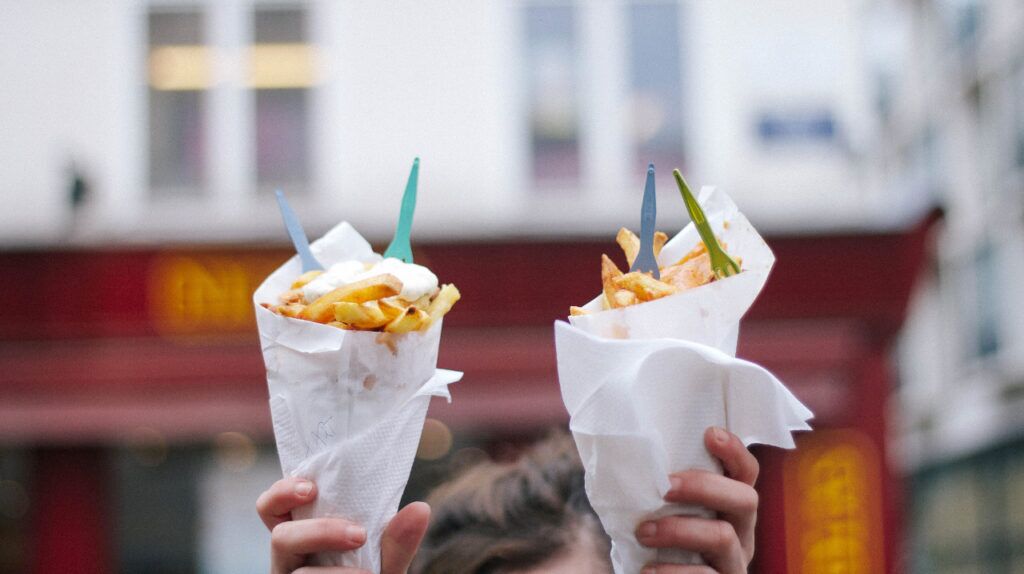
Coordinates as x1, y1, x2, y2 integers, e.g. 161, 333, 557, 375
672, 169, 741, 279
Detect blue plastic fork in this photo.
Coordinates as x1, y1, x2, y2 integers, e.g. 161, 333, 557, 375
630, 164, 660, 279
275, 190, 324, 272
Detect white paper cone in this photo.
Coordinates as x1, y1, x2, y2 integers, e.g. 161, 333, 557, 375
555, 188, 812, 573
254, 222, 462, 571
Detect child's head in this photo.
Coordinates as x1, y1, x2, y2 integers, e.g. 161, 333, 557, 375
412, 431, 612, 573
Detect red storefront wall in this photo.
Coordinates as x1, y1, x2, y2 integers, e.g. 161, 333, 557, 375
0, 214, 936, 573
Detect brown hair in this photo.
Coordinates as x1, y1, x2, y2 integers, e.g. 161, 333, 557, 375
411, 431, 611, 574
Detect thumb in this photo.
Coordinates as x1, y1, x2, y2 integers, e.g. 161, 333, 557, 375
380, 501, 431, 574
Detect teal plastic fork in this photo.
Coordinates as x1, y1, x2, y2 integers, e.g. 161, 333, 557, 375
384, 158, 420, 263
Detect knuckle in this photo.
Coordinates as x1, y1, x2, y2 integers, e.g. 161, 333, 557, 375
270, 522, 291, 554
739, 486, 759, 514
255, 491, 270, 515
690, 471, 713, 495
749, 456, 761, 483
668, 517, 690, 543
713, 520, 737, 552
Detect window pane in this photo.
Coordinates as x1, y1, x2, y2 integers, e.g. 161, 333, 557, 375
255, 90, 309, 188
252, 8, 311, 193
974, 243, 1000, 357
255, 8, 304, 44
524, 5, 580, 187
628, 2, 685, 174
148, 11, 207, 196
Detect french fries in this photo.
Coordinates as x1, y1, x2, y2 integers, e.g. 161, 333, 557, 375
601, 254, 622, 305
333, 300, 389, 330
613, 271, 678, 300
300, 274, 403, 323
384, 306, 429, 333
616, 228, 668, 268
578, 227, 739, 314
426, 284, 461, 327
291, 270, 323, 289
267, 266, 460, 335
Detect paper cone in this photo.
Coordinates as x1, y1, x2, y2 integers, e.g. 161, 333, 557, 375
555, 188, 812, 572
254, 222, 462, 571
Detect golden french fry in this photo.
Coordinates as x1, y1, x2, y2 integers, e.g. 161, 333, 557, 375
618, 228, 670, 267
601, 254, 623, 306
411, 293, 433, 309
613, 271, 678, 301
277, 303, 306, 318
300, 274, 403, 323
333, 300, 389, 329
661, 252, 715, 291
611, 289, 638, 308
327, 321, 352, 330
384, 306, 429, 333
653, 231, 669, 257
290, 270, 323, 290
378, 297, 408, 322
425, 284, 461, 328
617, 228, 640, 267
569, 306, 590, 316
674, 241, 708, 267
279, 289, 304, 305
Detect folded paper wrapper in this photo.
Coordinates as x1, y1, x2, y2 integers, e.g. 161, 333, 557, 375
556, 187, 813, 572
254, 222, 462, 571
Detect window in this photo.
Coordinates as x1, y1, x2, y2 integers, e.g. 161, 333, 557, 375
251, 7, 313, 193
974, 242, 1000, 358
523, 4, 580, 188
147, 10, 209, 196
756, 108, 838, 146
627, 2, 685, 175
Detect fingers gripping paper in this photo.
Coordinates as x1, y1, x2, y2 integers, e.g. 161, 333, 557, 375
254, 222, 462, 571
555, 188, 812, 572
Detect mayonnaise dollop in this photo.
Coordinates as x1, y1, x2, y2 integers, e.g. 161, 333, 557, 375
301, 258, 439, 303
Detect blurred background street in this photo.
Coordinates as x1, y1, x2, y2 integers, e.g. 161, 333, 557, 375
1, 0, 1022, 572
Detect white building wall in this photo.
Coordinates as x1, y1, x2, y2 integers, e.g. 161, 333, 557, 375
883, 0, 1024, 468
0, 0, 877, 246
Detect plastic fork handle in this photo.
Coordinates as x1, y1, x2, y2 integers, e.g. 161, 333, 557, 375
275, 190, 324, 272
384, 158, 420, 264
630, 164, 661, 279
672, 170, 740, 278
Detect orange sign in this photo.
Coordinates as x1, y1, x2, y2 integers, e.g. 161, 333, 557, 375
784, 429, 885, 574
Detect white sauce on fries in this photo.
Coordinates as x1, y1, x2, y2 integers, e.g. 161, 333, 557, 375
302, 258, 438, 303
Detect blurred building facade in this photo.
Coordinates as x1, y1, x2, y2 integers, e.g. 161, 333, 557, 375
1, 0, 882, 247
0, 1, 963, 573
865, 0, 1024, 571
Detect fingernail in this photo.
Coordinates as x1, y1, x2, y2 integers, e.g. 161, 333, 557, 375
294, 480, 313, 497
638, 521, 657, 539
642, 567, 657, 574
668, 475, 684, 493
345, 525, 367, 543
712, 426, 728, 444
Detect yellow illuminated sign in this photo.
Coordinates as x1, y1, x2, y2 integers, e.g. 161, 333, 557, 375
148, 253, 280, 336
148, 44, 318, 91
784, 429, 885, 574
